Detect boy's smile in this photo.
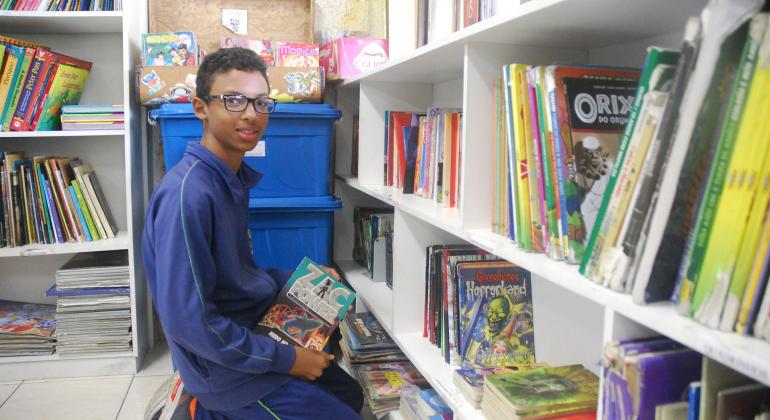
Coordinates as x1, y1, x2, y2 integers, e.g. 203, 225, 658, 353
193, 69, 270, 171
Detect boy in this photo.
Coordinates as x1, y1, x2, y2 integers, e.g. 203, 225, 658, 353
142, 48, 363, 419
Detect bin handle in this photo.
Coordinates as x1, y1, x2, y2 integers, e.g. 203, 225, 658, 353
147, 112, 158, 126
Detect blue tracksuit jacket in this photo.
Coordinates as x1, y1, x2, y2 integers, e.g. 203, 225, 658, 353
142, 142, 296, 411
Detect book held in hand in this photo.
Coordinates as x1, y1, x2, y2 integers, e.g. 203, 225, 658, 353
255, 257, 355, 351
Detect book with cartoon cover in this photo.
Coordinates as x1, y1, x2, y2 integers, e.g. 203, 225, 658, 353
255, 257, 355, 351
355, 361, 430, 411
141, 32, 198, 67
457, 260, 535, 368
0, 299, 56, 337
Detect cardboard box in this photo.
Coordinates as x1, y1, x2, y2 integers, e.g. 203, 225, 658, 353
320, 37, 388, 81
138, 66, 198, 105
138, 66, 324, 105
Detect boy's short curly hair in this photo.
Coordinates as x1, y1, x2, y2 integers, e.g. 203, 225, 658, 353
195, 47, 269, 98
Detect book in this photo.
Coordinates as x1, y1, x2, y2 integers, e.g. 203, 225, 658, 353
355, 362, 430, 415
482, 365, 599, 418
255, 257, 356, 351
656, 402, 689, 420
344, 312, 394, 351
715, 383, 770, 420
274, 41, 319, 67
141, 32, 197, 67
0, 299, 56, 337
689, 382, 702, 420
456, 260, 535, 367
34, 63, 91, 131
701, 357, 755, 420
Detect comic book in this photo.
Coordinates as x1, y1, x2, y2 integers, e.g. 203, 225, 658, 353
34, 63, 90, 131
220, 36, 274, 66
457, 260, 535, 368
141, 32, 198, 67
355, 362, 430, 414
0, 299, 56, 337
255, 257, 355, 351
551, 66, 640, 264
275, 41, 319, 67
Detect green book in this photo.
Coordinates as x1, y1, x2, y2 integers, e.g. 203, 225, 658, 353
484, 364, 599, 414
72, 179, 100, 241
676, 18, 757, 319
580, 47, 680, 276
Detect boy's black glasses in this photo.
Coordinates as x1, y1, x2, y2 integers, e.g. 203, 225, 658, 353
204, 94, 277, 114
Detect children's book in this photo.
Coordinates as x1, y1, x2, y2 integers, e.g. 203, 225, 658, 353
34, 63, 91, 131
275, 41, 319, 67
255, 257, 356, 351
0, 299, 56, 337
142, 32, 198, 67
457, 260, 534, 368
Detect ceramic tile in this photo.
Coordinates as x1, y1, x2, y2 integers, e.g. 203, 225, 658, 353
116, 375, 172, 420
0, 376, 132, 420
0, 382, 20, 408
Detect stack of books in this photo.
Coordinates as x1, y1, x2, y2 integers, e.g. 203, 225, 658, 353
352, 207, 393, 285
0, 299, 56, 356
481, 365, 599, 420
398, 388, 453, 420
48, 251, 131, 355
354, 362, 430, 416
61, 105, 124, 131
339, 312, 407, 370
453, 365, 546, 409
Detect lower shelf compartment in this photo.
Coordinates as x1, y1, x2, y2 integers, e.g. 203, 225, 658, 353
0, 352, 137, 381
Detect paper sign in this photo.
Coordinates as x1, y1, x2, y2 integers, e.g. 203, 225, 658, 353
222, 9, 248, 35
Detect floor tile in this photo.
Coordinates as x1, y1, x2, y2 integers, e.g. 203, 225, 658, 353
0, 382, 20, 408
0, 376, 132, 420
117, 375, 172, 420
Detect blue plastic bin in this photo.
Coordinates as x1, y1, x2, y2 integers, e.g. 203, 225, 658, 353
248, 195, 342, 271
149, 103, 341, 198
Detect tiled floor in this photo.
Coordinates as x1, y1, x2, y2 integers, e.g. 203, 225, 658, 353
0, 345, 173, 420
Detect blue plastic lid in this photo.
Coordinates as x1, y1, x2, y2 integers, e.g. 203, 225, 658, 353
149, 103, 340, 121
248, 195, 342, 210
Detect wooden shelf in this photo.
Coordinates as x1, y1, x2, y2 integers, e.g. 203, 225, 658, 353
0, 231, 129, 258
0, 130, 125, 138
0, 11, 123, 34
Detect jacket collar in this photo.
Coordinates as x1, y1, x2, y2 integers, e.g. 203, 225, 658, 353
185, 142, 261, 201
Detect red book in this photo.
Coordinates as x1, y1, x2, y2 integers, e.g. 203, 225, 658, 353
387, 112, 413, 188
29, 52, 92, 131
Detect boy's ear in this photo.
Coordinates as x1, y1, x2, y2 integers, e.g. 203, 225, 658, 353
192, 96, 207, 121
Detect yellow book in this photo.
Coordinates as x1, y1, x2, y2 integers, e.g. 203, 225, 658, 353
0, 46, 21, 121
735, 203, 770, 334
510, 64, 533, 251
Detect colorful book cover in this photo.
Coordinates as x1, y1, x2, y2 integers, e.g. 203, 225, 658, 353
552, 65, 640, 264
35, 64, 90, 131
344, 312, 394, 350
457, 260, 535, 367
0, 299, 56, 337
355, 362, 430, 401
275, 41, 319, 67
0, 46, 24, 126
507, 64, 533, 250
580, 46, 680, 277
2, 46, 35, 131
142, 32, 197, 67
540, 66, 565, 260
71, 180, 99, 241
484, 364, 599, 413
255, 257, 356, 351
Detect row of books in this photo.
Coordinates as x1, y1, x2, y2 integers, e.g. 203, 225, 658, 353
418, 0, 500, 48
1, 152, 118, 248
0, 35, 92, 132
352, 207, 393, 287
603, 336, 770, 420
221, 38, 323, 68
338, 312, 421, 415
384, 109, 463, 208
61, 104, 124, 131
46, 251, 131, 354
398, 388, 453, 420
423, 244, 535, 368
491, 1, 770, 342
0, 0, 121, 11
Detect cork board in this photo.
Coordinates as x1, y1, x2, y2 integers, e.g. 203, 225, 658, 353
149, 0, 314, 53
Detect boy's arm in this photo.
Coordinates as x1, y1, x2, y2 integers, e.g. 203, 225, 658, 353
150, 188, 296, 375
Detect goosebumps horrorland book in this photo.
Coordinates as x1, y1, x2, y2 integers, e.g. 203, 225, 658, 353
255, 257, 356, 351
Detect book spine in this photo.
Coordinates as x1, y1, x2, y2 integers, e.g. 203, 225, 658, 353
68, 185, 92, 241
512, 64, 533, 250
72, 179, 99, 241
43, 161, 71, 241
536, 68, 562, 260
525, 68, 547, 253
29, 63, 58, 131
502, 66, 519, 242
0, 46, 23, 130
53, 165, 82, 241
84, 172, 116, 238
41, 173, 63, 243
735, 202, 770, 334
2, 47, 35, 132
547, 73, 569, 261
9, 49, 45, 131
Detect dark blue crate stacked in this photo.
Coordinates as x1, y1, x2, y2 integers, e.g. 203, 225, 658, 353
150, 103, 342, 270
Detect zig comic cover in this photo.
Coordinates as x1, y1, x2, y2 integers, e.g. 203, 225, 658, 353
255, 257, 356, 351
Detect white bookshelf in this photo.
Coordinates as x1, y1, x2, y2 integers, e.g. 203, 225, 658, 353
0, 130, 125, 138
0, 6, 150, 381
331, 0, 770, 417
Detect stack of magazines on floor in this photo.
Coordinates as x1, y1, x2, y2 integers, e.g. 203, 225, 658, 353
47, 250, 131, 354
0, 299, 56, 356
339, 312, 433, 416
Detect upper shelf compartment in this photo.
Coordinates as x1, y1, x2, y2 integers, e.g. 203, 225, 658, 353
342, 0, 706, 86
0, 11, 123, 34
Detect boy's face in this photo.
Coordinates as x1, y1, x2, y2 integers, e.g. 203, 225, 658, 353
193, 69, 269, 160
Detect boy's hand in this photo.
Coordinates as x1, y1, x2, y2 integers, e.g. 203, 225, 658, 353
288, 347, 334, 381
